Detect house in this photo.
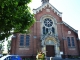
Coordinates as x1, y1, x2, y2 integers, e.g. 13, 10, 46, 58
10, 0, 80, 58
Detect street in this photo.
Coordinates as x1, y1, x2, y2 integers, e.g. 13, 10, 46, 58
46, 57, 80, 60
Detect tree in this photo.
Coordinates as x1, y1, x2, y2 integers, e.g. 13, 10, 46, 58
0, 0, 35, 40
7, 40, 11, 54
0, 43, 2, 51
0, 43, 2, 54
0, 41, 4, 54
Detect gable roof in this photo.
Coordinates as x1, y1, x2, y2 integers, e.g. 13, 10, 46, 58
33, 2, 62, 17
62, 21, 78, 34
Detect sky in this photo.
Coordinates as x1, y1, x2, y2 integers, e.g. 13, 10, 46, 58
29, 0, 80, 38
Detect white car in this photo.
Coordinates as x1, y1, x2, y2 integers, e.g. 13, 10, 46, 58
0, 55, 22, 60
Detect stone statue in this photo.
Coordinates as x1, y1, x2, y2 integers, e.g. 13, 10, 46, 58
48, 28, 52, 35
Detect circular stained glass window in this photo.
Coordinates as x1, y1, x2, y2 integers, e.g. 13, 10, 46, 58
44, 18, 53, 27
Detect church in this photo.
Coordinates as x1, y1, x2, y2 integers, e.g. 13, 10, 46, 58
10, 0, 80, 58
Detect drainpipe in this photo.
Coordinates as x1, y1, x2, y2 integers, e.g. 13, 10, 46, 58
61, 22, 65, 58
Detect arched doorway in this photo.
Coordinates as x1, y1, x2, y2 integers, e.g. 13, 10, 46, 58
41, 36, 60, 57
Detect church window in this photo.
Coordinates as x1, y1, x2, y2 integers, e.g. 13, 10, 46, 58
26, 35, 30, 46
67, 37, 75, 47
52, 27, 55, 33
46, 28, 48, 34
44, 18, 53, 27
20, 35, 24, 46
42, 18, 55, 35
67, 37, 71, 47
71, 37, 75, 46
43, 27, 45, 34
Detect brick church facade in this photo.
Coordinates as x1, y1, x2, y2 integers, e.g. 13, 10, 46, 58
10, 0, 80, 58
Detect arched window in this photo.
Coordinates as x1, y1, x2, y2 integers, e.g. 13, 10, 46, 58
52, 27, 55, 33
42, 18, 55, 35
43, 27, 45, 34
46, 28, 48, 34
44, 18, 53, 27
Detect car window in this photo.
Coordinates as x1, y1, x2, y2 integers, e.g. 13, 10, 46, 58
8, 56, 11, 60
7, 57, 10, 60
4, 58, 8, 60
5, 57, 9, 60
4, 59, 6, 60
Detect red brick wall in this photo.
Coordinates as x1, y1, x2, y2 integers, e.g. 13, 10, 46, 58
62, 24, 79, 55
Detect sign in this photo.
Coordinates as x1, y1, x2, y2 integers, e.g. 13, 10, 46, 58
60, 51, 63, 54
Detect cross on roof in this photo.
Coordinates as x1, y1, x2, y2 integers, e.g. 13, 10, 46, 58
41, 0, 49, 4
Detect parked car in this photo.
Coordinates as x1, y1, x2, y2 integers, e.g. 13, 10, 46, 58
0, 55, 22, 60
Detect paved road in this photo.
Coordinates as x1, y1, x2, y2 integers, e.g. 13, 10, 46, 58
46, 57, 80, 60
53, 58, 80, 60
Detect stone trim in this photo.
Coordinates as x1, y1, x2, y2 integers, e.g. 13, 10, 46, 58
33, 3, 62, 17
62, 21, 78, 34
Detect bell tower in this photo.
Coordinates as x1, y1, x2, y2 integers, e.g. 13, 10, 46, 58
41, 0, 49, 4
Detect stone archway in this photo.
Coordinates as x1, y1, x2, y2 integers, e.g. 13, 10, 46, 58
41, 36, 60, 57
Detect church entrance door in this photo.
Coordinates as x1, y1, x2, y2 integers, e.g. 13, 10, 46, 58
46, 45, 55, 57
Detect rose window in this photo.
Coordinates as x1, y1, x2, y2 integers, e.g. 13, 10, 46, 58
44, 18, 53, 27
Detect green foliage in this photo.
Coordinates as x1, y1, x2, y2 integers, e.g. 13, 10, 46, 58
0, 41, 4, 53
36, 52, 45, 60
7, 40, 11, 53
0, 43, 2, 50
0, 0, 35, 40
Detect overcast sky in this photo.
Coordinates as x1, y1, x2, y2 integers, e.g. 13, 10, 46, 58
29, 0, 80, 38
